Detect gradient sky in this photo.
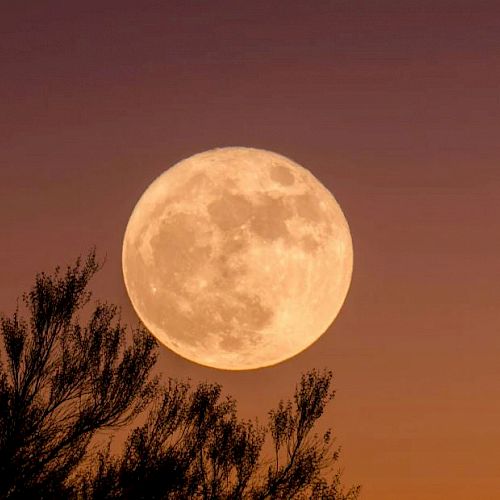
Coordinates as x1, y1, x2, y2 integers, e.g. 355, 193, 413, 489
1, 2, 500, 498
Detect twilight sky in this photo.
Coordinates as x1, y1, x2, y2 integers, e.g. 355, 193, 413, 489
1, 1, 500, 498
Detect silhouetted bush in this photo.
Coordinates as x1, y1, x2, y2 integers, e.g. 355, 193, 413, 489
0, 252, 360, 499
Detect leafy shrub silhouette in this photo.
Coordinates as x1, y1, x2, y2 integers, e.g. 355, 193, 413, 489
0, 252, 360, 499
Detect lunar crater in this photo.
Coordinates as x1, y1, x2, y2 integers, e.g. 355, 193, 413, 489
270, 163, 295, 186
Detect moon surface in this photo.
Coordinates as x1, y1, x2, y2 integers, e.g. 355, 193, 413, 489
122, 147, 353, 370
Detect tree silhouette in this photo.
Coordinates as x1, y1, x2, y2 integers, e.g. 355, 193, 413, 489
0, 253, 360, 499
78, 371, 360, 500
0, 252, 158, 498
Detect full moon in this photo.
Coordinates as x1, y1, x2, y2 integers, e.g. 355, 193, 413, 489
122, 147, 353, 370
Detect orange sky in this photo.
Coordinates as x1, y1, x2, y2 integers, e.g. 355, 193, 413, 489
1, 2, 500, 498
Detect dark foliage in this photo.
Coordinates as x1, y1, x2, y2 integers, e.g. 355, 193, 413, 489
0, 252, 158, 498
77, 371, 360, 500
0, 253, 360, 499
